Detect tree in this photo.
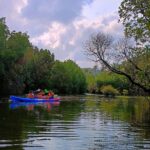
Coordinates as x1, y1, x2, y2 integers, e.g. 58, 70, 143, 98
84, 32, 150, 94
101, 85, 119, 97
23, 48, 55, 91
64, 60, 87, 94
84, 71, 97, 93
0, 18, 10, 78
96, 71, 129, 93
7, 31, 31, 61
0, 17, 9, 50
0, 18, 55, 95
50, 61, 71, 94
50, 60, 86, 94
118, 0, 150, 44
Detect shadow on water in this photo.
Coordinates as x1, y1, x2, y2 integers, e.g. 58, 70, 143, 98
0, 95, 150, 149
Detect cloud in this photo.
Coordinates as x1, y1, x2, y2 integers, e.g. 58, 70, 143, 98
0, 0, 93, 37
82, 0, 122, 19
31, 22, 67, 49
31, 12, 123, 67
0, 0, 123, 68
22, 0, 93, 24
0, 0, 27, 16
0, 0, 28, 32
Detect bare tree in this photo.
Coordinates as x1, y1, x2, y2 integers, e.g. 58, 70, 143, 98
84, 32, 150, 94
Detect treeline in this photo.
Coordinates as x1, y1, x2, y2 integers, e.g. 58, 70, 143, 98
84, 0, 150, 96
0, 17, 148, 96
84, 67, 145, 96
0, 18, 86, 96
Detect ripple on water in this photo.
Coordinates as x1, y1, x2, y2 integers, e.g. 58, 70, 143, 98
0, 96, 150, 150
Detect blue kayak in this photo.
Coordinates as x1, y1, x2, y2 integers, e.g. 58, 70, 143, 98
10, 95, 60, 102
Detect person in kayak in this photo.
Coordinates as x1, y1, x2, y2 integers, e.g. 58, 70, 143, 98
44, 89, 54, 98
48, 90, 54, 98
35, 89, 45, 99
27, 91, 34, 98
27, 89, 55, 99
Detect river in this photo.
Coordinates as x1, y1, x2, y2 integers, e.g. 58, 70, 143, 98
0, 95, 150, 150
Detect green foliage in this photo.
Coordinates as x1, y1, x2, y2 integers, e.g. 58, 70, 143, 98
85, 30, 150, 94
4, 17, 149, 96
84, 69, 129, 94
7, 32, 31, 61
117, 0, 150, 94
0, 18, 32, 95
121, 47, 150, 94
0, 18, 54, 95
96, 71, 128, 92
101, 85, 119, 96
49, 61, 70, 94
119, 0, 150, 43
0, 18, 87, 95
84, 70, 97, 93
122, 89, 128, 96
50, 60, 86, 94
0, 17, 9, 50
64, 60, 87, 94
23, 49, 54, 91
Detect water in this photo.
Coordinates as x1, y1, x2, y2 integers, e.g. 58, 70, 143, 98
0, 95, 150, 150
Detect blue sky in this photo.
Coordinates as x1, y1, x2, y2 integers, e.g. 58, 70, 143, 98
0, 0, 123, 68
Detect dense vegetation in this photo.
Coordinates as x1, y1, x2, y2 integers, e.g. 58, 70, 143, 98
50, 60, 86, 94
119, 0, 150, 44
0, 18, 86, 96
1, 0, 150, 98
84, 65, 148, 96
85, 0, 150, 95
84, 68, 131, 96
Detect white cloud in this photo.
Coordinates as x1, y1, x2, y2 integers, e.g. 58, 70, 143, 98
15, 0, 28, 14
0, 0, 123, 68
82, 0, 122, 19
31, 22, 67, 49
30, 12, 123, 68
0, 0, 28, 32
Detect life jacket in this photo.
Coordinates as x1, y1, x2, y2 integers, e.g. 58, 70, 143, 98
27, 93, 34, 98
48, 92, 52, 96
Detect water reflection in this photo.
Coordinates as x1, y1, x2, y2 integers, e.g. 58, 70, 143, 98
10, 101, 60, 112
98, 97, 150, 127
0, 96, 150, 149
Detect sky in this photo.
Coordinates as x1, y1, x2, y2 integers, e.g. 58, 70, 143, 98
0, 0, 123, 68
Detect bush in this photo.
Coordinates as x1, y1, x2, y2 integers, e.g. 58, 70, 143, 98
101, 85, 119, 97
122, 89, 128, 96
50, 60, 87, 94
